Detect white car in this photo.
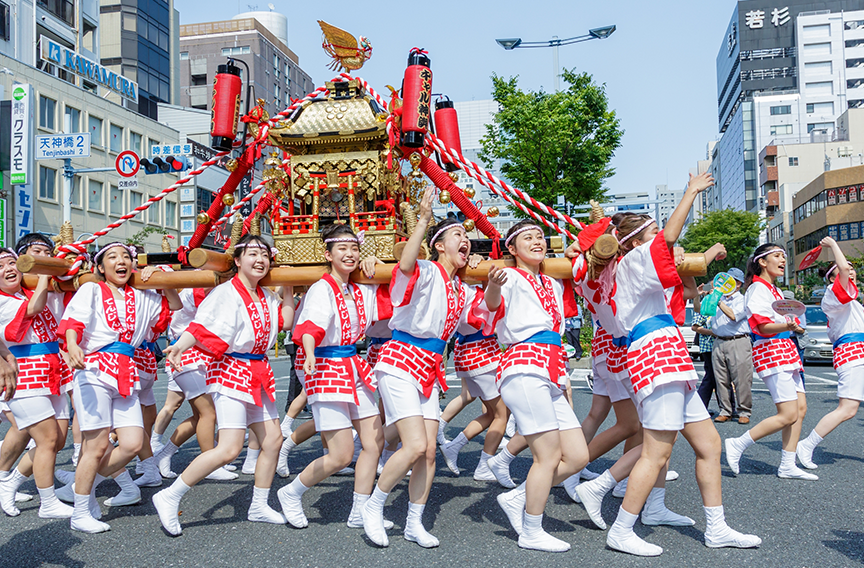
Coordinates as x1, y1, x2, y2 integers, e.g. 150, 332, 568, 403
679, 306, 700, 357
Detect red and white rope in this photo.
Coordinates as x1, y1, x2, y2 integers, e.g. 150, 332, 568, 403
425, 131, 585, 230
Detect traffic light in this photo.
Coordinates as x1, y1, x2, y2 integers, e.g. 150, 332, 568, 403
140, 156, 190, 174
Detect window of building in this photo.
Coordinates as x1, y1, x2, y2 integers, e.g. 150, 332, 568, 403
0, 2, 10, 42
221, 46, 250, 56
770, 124, 793, 136
808, 122, 834, 133
849, 78, 864, 90
70, 175, 81, 208
805, 60, 833, 75
806, 102, 834, 114
789, 157, 799, 166
130, 191, 143, 222
803, 24, 831, 38
180, 51, 189, 60
847, 38, 864, 49
109, 124, 123, 153
770, 105, 791, 115
88, 180, 103, 212
190, 74, 207, 86
40, 0, 74, 26
39, 166, 56, 200
122, 13, 136, 32
110, 185, 124, 215
851, 99, 864, 109
88, 115, 103, 146
844, 20, 864, 31
802, 42, 832, 56
806, 81, 834, 95
165, 201, 177, 228
148, 201, 160, 225
130, 132, 142, 155
849, 58, 864, 70
39, 96, 56, 130
82, 20, 96, 52
63, 106, 80, 132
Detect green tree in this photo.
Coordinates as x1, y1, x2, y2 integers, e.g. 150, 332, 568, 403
678, 208, 765, 281
126, 226, 169, 248
479, 69, 623, 218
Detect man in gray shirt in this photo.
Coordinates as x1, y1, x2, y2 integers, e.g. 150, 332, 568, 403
711, 268, 753, 424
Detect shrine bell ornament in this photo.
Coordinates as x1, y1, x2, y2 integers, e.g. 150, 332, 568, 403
401, 48, 433, 148
434, 96, 461, 172
210, 62, 243, 152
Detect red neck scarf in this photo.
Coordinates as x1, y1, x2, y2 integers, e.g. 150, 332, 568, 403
99, 282, 137, 396
231, 276, 273, 406
432, 262, 466, 341
514, 269, 561, 332
322, 273, 367, 344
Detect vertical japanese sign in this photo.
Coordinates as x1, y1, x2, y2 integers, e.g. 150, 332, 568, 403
10, 84, 32, 185
0, 200, 6, 247
239, 172, 253, 217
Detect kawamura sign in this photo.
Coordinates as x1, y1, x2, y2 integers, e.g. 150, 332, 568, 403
39, 36, 138, 103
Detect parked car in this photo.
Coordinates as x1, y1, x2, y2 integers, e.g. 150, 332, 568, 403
679, 306, 700, 356
800, 304, 832, 363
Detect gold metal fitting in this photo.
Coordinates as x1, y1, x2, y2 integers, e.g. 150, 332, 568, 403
222, 193, 236, 207
487, 206, 499, 218
463, 219, 475, 232
463, 187, 476, 199
197, 212, 210, 225
439, 190, 451, 204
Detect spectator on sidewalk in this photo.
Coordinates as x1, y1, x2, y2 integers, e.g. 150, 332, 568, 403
711, 268, 752, 424
692, 289, 732, 416
565, 302, 584, 360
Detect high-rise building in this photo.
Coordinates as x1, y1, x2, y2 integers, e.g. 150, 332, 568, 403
177, 16, 314, 120
98, 0, 181, 119
714, 1, 862, 214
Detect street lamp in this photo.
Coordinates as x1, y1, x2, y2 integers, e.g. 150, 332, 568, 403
496, 25, 616, 91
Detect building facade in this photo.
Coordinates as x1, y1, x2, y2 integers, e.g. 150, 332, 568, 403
714, 1, 863, 214
178, 17, 314, 120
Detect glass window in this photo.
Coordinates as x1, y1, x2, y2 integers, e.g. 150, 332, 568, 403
110, 185, 124, 215
769, 105, 791, 115
0, 2, 9, 42
88, 180, 103, 212
39, 95, 56, 129
88, 115, 103, 146
789, 157, 799, 166
180, 51, 189, 60
110, 124, 123, 152
130, 132, 142, 155
148, 200, 160, 225
808, 122, 834, 133
165, 200, 176, 228
70, 175, 81, 208
64, 106, 80, 133
130, 191, 143, 222
39, 166, 56, 200
770, 124, 793, 136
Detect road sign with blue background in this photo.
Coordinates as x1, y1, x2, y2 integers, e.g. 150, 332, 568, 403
35, 133, 91, 160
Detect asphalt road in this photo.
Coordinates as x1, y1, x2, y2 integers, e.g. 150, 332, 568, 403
0, 358, 862, 568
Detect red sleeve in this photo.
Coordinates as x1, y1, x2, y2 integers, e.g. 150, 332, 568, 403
4, 302, 33, 344
62, 292, 74, 308
375, 284, 393, 321
193, 288, 209, 307
650, 230, 682, 290
292, 321, 326, 347
391, 262, 421, 308
748, 314, 774, 334
150, 296, 172, 335
465, 288, 488, 330
562, 279, 579, 318
56, 318, 86, 350
187, 322, 230, 358
832, 278, 857, 305
482, 295, 506, 336
278, 303, 285, 331
669, 284, 685, 325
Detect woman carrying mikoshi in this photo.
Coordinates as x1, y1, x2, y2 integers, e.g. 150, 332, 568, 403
724, 243, 814, 480
0, 237, 74, 520
605, 172, 760, 557
58, 242, 181, 533
157, 234, 294, 536
361, 186, 483, 549
797, 236, 864, 469
482, 219, 590, 553
277, 223, 392, 530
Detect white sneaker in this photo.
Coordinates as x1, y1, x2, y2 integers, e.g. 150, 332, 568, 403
55, 469, 75, 486
575, 479, 608, 530
612, 477, 628, 498
134, 461, 163, 488
14, 492, 32, 502
705, 526, 762, 549
152, 490, 182, 536
38, 497, 74, 519
562, 473, 581, 503
347, 507, 394, 529
440, 440, 461, 475
70, 512, 110, 534
223, 464, 237, 472
276, 486, 308, 528
241, 454, 258, 475
777, 465, 818, 481
580, 467, 600, 481
518, 529, 570, 552
404, 523, 439, 548
796, 442, 818, 470
505, 415, 517, 438
361, 500, 389, 547
487, 453, 517, 489
472, 459, 497, 482
724, 437, 745, 475
641, 506, 695, 527
606, 527, 663, 556
134, 457, 144, 476
496, 488, 526, 536
205, 466, 239, 481
436, 424, 448, 446
55, 483, 75, 504
247, 501, 287, 524
497, 436, 510, 452
104, 484, 142, 507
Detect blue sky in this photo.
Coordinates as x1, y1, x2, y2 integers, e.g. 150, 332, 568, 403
175, 0, 736, 198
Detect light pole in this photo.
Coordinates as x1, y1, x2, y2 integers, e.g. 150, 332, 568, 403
496, 25, 616, 91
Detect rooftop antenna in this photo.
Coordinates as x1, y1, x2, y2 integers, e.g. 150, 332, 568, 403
247, 4, 258, 11
268, 3, 275, 10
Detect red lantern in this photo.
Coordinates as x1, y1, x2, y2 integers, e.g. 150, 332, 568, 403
401, 48, 432, 148
210, 63, 243, 152
434, 97, 461, 172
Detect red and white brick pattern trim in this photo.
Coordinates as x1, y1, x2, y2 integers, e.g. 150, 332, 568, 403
752, 338, 801, 378
454, 337, 501, 378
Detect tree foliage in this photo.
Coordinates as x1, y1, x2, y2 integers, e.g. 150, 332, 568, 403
479, 69, 623, 215
126, 226, 169, 248
678, 208, 765, 280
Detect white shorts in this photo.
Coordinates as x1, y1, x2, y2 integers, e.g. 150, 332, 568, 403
167, 376, 182, 392
639, 382, 709, 432
592, 361, 630, 404
377, 374, 440, 425
7, 394, 70, 429
212, 391, 279, 430
463, 371, 500, 402
72, 374, 144, 432
172, 369, 208, 400
762, 369, 805, 404
837, 365, 864, 401
499, 374, 580, 436
311, 377, 379, 431
138, 372, 157, 407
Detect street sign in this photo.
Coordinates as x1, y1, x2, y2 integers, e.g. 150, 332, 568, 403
10, 84, 32, 185
119, 178, 139, 191
35, 133, 91, 160
116, 151, 140, 178
151, 143, 192, 158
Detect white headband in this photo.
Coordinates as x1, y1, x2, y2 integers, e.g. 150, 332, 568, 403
0, 250, 18, 263
824, 264, 838, 281
430, 223, 465, 246
753, 247, 785, 263
505, 225, 543, 247
94, 242, 137, 264
235, 243, 277, 256
617, 218, 656, 245
324, 231, 365, 246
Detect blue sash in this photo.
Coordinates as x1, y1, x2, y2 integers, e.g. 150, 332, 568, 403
314, 345, 358, 358
454, 330, 491, 344
519, 330, 562, 347
9, 342, 59, 358
751, 331, 791, 342
368, 337, 389, 345
392, 330, 446, 355
98, 342, 135, 357
227, 352, 265, 361
140, 341, 158, 354
617, 314, 677, 349
833, 333, 864, 349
